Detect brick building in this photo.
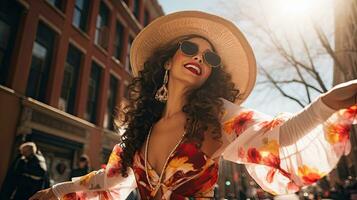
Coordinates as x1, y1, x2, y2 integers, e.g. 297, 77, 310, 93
333, 0, 357, 183
0, 0, 163, 187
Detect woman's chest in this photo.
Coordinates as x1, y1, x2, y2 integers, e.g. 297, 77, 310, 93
139, 123, 222, 177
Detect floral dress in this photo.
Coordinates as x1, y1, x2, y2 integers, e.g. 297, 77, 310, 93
52, 97, 357, 200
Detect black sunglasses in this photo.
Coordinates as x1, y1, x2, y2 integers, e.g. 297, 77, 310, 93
179, 40, 221, 68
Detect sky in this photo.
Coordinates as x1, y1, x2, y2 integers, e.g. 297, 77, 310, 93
157, 0, 334, 116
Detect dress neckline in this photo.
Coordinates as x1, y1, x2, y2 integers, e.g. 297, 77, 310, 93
137, 140, 218, 179
144, 127, 187, 193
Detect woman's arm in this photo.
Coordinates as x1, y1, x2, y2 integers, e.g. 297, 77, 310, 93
279, 96, 336, 146
30, 144, 137, 200
219, 80, 357, 195
280, 79, 356, 145
51, 168, 136, 199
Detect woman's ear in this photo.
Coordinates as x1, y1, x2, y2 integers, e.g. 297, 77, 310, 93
164, 59, 172, 70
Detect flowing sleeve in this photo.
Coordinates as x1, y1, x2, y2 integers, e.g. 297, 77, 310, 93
219, 97, 357, 195
52, 144, 137, 200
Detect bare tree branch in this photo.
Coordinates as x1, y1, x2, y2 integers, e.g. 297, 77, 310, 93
298, 32, 328, 92
312, 22, 348, 78
260, 66, 306, 107
257, 79, 324, 93
224, 0, 342, 106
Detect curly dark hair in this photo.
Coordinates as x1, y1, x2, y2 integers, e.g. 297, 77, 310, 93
117, 35, 240, 177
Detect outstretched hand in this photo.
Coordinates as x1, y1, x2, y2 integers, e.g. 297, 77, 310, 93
321, 79, 357, 110
29, 188, 57, 200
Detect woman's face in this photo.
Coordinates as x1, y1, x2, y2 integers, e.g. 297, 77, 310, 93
167, 37, 214, 89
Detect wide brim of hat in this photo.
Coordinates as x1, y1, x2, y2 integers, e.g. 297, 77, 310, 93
130, 11, 256, 105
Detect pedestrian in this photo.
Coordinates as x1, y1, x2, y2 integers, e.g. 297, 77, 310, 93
30, 11, 357, 200
1, 142, 49, 200
70, 155, 91, 179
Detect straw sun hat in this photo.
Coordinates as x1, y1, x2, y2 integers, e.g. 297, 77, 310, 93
130, 11, 256, 105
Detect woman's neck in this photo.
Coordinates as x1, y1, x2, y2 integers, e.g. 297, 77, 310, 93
162, 79, 190, 119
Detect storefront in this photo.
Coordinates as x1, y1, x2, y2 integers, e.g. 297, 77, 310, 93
9, 97, 120, 185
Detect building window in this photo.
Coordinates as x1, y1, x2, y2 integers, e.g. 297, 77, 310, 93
85, 62, 102, 124
0, 21, 10, 60
125, 36, 133, 73
95, 1, 110, 49
59, 45, 82, 114
26, 22, 56, 102
104, 75, 119, 130
143, 9, 150, 26
133, 0, 140, 19
73, 0, 90, 32
0, 20, 10, 85
47, 0, 64, 11
113, 21, 124, 60
0, 1, 23, 86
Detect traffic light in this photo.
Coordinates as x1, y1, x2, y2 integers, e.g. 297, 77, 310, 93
224, 179, 233, 198
225, 180, 231, 186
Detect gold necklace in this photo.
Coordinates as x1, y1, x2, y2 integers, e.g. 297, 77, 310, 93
144, 126, 187, 194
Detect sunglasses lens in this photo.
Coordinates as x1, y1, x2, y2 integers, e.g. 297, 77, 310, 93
181, 41, 198, 55
204, 51, 221, 67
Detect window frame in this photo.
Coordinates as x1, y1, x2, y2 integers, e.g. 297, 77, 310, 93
94, 1, 110, 49
72, 0, 90, 32
85, 61, 102, 124
26, 22, 57, 102
59, 44, 82, 114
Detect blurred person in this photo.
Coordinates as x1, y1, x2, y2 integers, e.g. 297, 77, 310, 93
31, 11, 357, 200
1, 142, 49, 200
70, 154, 91, 179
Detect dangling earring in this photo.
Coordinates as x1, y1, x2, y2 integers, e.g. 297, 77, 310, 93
155, 68, 169, 102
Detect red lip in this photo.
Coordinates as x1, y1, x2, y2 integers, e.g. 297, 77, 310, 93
183, 62, 202, 76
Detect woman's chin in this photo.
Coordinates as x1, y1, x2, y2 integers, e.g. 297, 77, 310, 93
170, 79, 201, 90
170, 72, 206, 88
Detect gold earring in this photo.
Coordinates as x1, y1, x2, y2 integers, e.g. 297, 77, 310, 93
155, 69, 169, 102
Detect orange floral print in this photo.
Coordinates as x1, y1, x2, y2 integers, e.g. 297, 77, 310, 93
247, 139, 280, 166
223, 111, 254, 136
287, 181, 300, 192
95, 191, 111, 200
238, 147, 245, 159
260, 139, 279, 157
298, 165, 325, 185
247, 139, 292, 184
247, 148, 262, 163
166, 156, 194, 179
79, 171, 96, 187
326, 123, 350, 144
261, 153, 280, 168
107, 145, 123, 177
341, 105, 357, 120
266, 168, 276, 183
259, 118, 284, 134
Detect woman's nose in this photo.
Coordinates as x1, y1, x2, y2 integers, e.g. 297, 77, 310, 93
193, 54, 203, 63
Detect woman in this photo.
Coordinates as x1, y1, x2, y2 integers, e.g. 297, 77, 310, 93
30, 11, 357, 200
